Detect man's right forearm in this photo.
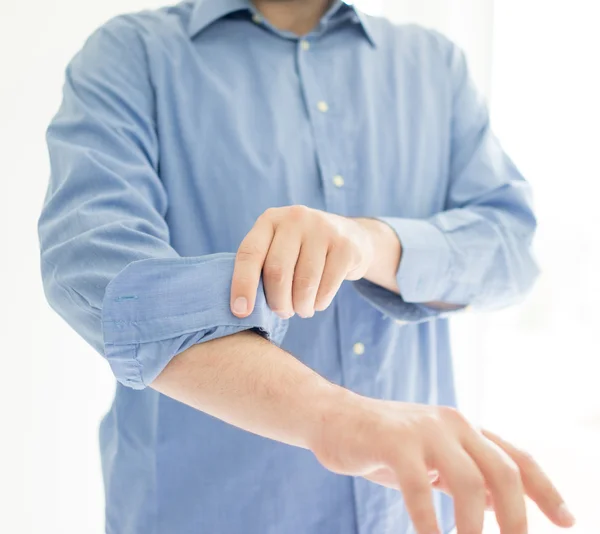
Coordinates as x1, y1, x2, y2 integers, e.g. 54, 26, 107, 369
151, 328, 573, 534
151, 330, 345, 450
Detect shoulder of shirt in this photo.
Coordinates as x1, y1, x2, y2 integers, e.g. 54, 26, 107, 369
360, 13, 460, 65
81, 1, 195, 56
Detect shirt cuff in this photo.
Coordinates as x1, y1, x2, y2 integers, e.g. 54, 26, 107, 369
352, 278, 450, 324
378, 217, 452, 303
351, 217, 461, 324
101, 253, 288, 389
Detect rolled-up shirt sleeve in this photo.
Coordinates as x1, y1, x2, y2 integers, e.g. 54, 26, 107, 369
38, 17, 287, 390
354, 35, 539, 323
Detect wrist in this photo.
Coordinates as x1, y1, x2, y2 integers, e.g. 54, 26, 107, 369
354, 218, 402, 289
349, 217, 379, 273
305, 383, 363, 454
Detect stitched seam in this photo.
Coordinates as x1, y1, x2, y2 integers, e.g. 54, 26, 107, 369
105, 321, 279, 347
133, 342, 144, 388
102, 305, 238, 325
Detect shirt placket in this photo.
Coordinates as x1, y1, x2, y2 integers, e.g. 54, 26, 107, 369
296, 32, 378, 534
295, 41, 347, 213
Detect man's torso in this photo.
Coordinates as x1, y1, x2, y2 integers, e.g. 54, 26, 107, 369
98, 2, 457, 532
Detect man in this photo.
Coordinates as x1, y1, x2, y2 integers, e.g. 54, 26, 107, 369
38, 1, 575, 533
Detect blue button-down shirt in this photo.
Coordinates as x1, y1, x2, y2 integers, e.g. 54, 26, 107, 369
38, 1, 538, 532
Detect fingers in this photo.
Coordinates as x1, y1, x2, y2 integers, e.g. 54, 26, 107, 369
292, 237, 328, 318
263, 224, 302, 318
232, 206, 357, 318
463, 430, 528, 534
391, 452, 441, 534
231, 214, 275, 317
432, 475, 495, 511
482, 430, 575, 528
364, 466, 496, 515
314, 244, 352, 312
433, 444, 486, 534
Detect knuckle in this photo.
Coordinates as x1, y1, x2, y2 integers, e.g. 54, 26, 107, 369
287, 204, 309, 221
231, 274, 253, 287
237, 243, 263, 261
316, 285, 336, 304
400, 471, 428, 494
261, 207, 279, 220
394, 425, 420, 448
335, 234, 353, 251
331, 238, 354, 263
438, 405, 468, 427
515, 448, 536, 468
265, 296, 290, 315
515, 517, 528, 532
507, 515, 528, 533
294, 275, 318, 292
461, 471, 486, 495
497, 460, 521, 487
419, 413, 445, 440
263, 263, 285, 284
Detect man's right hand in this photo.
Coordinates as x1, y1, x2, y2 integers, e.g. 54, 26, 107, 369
309, 391, 575, 534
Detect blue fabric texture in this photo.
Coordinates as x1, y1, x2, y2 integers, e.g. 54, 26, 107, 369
38, 1, 538, 532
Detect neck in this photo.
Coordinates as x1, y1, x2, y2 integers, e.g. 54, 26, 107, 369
252, 0, 334, 35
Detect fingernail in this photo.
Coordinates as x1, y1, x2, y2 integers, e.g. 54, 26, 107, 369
277, 312, 294, 320
557, 503, 576, 526
233, 297, 248, 315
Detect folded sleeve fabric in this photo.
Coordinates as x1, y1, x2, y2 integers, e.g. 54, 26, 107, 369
354, 36, 539, 323
38, 18, 287, 390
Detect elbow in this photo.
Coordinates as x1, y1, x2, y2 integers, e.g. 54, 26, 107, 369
513, 248, 540, 302
504, 203, 540, 304
40, 258, 105, 355
477, 226, 540, 311
515, 209, 540, 299
494, 241, 540, 310
478, 255, 539, 312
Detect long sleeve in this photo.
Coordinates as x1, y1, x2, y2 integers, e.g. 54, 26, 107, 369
38, 17, 287, 390
354, 38, 539, 323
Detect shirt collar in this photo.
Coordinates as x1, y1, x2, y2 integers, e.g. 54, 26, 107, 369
187, 0, 378, 47
188, 0, 249, 37
351, 8, 378, 47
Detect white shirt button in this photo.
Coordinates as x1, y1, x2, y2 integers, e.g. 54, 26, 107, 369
301, 40, 310, 51
317, 101, 329, 113
332, 175, 345, 188
395, 319, 408, 326
252, 13, 263, 24
353, 342, 365, 356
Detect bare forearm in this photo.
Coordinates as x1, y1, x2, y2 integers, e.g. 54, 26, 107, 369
151, 330, 343, 449
150, 326, 571, 533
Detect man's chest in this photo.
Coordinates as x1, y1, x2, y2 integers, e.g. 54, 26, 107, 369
150, 29, 453, 249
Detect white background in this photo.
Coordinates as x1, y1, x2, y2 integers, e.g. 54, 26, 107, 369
1, 1, 598, 533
